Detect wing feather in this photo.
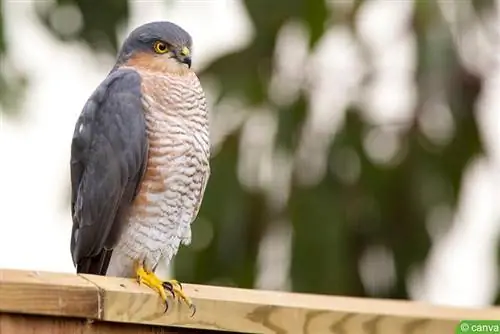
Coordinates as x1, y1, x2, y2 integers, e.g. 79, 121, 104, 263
70, 68, 147, 274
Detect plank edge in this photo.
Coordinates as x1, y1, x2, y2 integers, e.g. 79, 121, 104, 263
1, 268, 500, 333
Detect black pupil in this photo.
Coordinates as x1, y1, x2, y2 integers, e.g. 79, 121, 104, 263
157, 43, 166, 51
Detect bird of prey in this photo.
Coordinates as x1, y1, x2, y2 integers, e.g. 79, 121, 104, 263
69, 21, 210, 313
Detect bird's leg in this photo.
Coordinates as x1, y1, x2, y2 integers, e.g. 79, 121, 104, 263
162, 279, 196, 316
135, 259, 170, 310
134, 259, 195, 315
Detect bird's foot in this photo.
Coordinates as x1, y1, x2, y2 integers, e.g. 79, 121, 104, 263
163, 279, 196, 316
134, 261, 195, 316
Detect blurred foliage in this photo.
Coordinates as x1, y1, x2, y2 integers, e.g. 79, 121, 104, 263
1, 0, 497, 302
0, 1, 4, 54
181, 0, 486, 301
35, 0, 129, 53
0, 1, 28, 118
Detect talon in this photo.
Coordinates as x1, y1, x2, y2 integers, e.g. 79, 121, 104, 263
134, 261, 195, 314
170, 279, 183, 290
162, 281, 176, 298
163, 300, 169, 314
163, 279, 196, 312
189, 303, 196, 317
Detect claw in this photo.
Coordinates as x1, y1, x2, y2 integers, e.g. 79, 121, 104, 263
162, 279, 195, 314
134, 260, 195, 315
162, 281, 177, 298
189, 303, 196, 317
163, 300, 169, 314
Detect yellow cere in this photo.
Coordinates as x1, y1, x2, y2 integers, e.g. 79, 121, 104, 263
181, 46, 190, 57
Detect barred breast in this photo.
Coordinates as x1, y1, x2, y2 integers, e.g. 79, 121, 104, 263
106, 69, 210, 277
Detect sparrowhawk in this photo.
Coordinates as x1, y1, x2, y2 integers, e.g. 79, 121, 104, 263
69, 21, 210, 313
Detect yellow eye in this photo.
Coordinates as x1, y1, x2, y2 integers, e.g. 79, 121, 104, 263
153, 41, 168, 54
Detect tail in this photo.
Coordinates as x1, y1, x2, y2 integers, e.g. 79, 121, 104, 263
76, 249, 113, 275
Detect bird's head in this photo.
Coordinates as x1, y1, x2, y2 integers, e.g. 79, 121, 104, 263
117, 21, 193, 73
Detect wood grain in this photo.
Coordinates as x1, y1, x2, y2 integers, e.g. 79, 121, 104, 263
0, 313, 226, 334
1, 269, 500, 334
81, 273, 500, 334
0, 269, 99, 318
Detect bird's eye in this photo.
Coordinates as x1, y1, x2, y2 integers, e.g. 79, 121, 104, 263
153, 41, 168, 54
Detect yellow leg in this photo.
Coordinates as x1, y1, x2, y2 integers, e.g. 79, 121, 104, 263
135, 260, 196, 315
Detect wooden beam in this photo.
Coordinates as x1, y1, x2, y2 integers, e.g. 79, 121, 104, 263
0, 313, 223, 333
0, 268, 99, 318
1, 268, 499, 334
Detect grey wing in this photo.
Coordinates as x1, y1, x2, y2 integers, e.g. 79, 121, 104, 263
70, 68, 148, 274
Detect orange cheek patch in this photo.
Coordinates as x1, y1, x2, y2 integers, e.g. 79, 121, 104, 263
125, 52, 166, 72
124, 51, 190, 76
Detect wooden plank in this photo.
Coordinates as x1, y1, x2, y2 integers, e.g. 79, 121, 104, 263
0, 269, 99, 318
2, 269, 500, 334
82, 273, 500, 334
0, 313, 227, 333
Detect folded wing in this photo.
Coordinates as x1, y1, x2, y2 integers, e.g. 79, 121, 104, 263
70, 68, 148, 275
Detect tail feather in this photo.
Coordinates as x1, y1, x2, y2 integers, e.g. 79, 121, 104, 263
76, 249, 113, 275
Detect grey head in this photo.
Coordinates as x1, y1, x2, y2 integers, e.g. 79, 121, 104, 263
116, 21, 193, 68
